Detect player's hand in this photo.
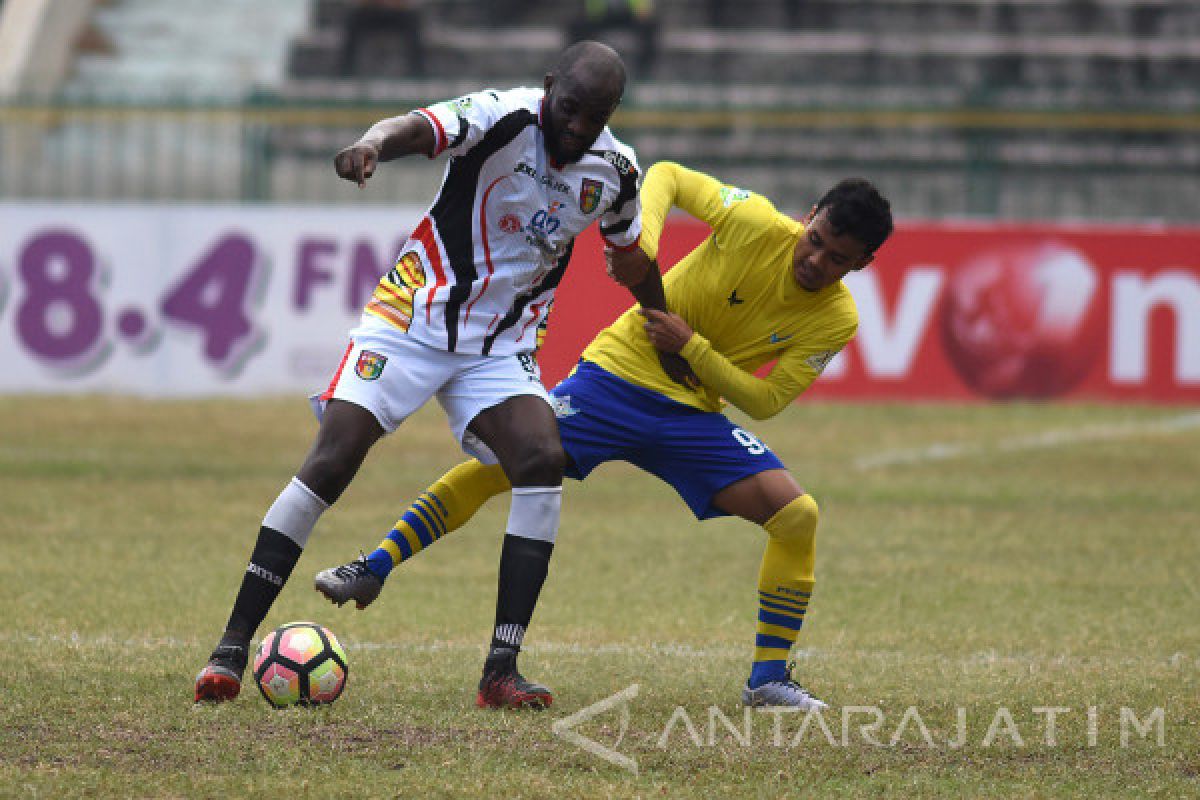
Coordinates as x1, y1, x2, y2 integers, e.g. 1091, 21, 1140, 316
639, 309, 693, 354
334, 142, 379, 187
605, 245, 651, 287
657, 351, 700, 390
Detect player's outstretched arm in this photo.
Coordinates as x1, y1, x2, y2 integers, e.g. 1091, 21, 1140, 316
641, 309, 825, 420
333, 114, 438, 187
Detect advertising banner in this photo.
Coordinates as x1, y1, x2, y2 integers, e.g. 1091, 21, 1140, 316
2, 205, 1197, 403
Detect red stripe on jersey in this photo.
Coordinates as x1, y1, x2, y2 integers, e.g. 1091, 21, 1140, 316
376, 280, 407, 304
411, 217, 447, 324
415, 108, 447, 157
464, 175, 505, 324
517, 301, 546, 341
319, 340, 355, 402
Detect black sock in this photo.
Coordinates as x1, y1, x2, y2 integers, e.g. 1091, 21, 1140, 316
222, 526, 303, 642
488, 533, 554, 656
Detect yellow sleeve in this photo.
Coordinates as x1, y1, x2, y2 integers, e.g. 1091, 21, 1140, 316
638, 161, 774, 262
679, 327, 856, 420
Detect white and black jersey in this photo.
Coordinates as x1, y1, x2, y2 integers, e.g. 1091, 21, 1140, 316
364, 87, 643, 356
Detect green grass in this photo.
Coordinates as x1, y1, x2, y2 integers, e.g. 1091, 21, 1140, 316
1, 397, 1197, 798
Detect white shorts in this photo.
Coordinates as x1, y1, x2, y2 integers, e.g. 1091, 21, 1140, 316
310, 317, 551, 464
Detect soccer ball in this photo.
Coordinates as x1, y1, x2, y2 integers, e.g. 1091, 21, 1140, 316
253, 621, 349, 708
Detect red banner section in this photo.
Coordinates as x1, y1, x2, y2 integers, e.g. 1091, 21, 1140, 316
541, 221, 1200, 404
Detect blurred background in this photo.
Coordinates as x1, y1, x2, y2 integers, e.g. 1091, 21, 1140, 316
1, 0, 1198, 402
2, 0, 1198, 218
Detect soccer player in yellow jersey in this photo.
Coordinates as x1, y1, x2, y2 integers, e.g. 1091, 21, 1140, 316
317, 162, 893, 708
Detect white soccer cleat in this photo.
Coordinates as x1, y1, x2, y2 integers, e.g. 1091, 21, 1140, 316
741, 664, 828, 710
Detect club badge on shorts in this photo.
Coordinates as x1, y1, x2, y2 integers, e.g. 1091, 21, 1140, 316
579, 178, 603, 214
355, 350, 387, 381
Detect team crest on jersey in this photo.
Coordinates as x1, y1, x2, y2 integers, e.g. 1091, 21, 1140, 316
579, 179, 604, 214
719, 186, 751, 207
356, 350, 387, 381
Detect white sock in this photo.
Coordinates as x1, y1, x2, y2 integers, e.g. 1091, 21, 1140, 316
506, 486, 562, 544
261, 477, 329, 547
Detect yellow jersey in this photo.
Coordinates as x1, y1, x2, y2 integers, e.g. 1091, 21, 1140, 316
582, 162, 858, 419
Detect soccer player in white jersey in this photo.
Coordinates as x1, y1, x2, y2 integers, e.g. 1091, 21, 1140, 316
194, 42, 674, 708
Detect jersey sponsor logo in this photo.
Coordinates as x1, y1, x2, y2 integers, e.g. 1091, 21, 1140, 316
551, 395, 580, 418
805, 350, 839, 374
355, 350, 388, 381
514, 161, 570, 194
434, 95, 474, 124
516, 352, 541, 381
499, 214, 523, 234
602, 150, 635, 176
769, 332, 793, 344
719, 186, 751, 207
527, 202, 567, 260
579, 178, 604, 214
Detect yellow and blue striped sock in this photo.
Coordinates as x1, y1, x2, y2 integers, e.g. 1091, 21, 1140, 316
366, 460, 511, 579
750, 494, 818, 688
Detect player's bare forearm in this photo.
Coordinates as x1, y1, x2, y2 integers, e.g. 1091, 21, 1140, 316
364, 114, 437, 161
607, 246, 697, 386
609, 247, 665, 311
334, 114, 436, 186
639, 309, 692, 353
639, 309, 700, 389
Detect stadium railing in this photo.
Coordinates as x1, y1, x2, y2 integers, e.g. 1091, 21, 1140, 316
1, 93, 1198, 221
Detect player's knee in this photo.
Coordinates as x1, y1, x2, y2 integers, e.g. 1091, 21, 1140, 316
506, 438, 566, 486
765, 493, 819, 545
297, 441, 369, 504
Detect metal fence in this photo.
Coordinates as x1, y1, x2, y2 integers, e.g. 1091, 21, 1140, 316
3, 97, 1199, 221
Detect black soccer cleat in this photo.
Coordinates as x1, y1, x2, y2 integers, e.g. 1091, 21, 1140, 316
194, 642, 248, 703
315, 553, 383, 610
475, 647, 554, 710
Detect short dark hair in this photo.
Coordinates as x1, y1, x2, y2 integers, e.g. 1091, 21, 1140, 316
815, 179, 893, 254
552, 41, 626, 102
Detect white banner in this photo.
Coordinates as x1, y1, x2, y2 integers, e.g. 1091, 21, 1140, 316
0, 204, 425, 395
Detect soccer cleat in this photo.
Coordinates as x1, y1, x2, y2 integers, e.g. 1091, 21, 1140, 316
314, 554, 383, 610
475, 647, 554, 710
193, 643, 248, 703
741, 663, 828, 710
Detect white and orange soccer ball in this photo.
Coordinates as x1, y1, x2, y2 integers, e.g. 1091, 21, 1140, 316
253, 622, 349, 708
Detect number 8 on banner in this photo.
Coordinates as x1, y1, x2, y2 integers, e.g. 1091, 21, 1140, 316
10, 230, 263, 376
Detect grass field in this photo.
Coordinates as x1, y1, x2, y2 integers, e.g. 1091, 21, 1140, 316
1, 396, 1197, 798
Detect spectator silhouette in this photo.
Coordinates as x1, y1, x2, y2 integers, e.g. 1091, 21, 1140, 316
339, 0, 425, 78
569, 0, 658, 75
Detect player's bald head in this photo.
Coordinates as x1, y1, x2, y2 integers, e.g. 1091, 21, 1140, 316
549, 40, 626, 108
